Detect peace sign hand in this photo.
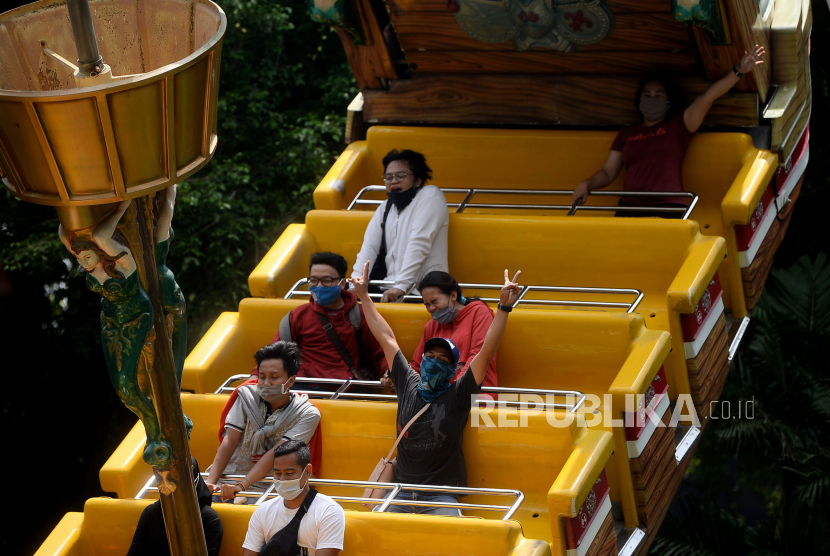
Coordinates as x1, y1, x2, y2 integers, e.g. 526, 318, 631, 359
500, 269, 522, 307
348, 261, 371, 300
738, 44, 765, 75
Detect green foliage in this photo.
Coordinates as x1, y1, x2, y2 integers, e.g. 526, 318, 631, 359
652, 254, 830, 555
0, 2, 354, 554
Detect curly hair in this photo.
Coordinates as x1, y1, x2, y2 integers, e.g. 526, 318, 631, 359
70, 238, 127, 280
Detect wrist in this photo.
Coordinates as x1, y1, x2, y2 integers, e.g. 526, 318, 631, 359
497, 303, 514, 313
732, 65, 745, 78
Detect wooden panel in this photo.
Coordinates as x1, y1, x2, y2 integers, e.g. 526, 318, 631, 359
630, 409, 676, 525
386, 0, 671, 14
406, 49, 702, 75
583, 510, 619, 556
686, 314, 728, 425
389, 12, 696, 53
363, 74, 758, 127
338, 0, 398, 89
692, 0, 772, 100
741, 176, 804, 311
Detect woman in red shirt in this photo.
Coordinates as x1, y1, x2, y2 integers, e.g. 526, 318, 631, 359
410, 271, 498, 388
571, 45, 765, 218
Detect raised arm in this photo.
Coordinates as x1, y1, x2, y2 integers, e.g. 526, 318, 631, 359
348, 261, 400, 364
684, 45, 764, 133
571, 150, 625, 209
469, 270, 521, 386
156, 185, 176, 243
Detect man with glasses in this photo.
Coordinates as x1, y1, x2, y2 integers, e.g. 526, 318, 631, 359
272, 251, 388, 383
352, 149, 449, 303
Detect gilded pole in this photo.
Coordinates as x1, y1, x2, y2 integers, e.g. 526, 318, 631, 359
134, 196, 208, 556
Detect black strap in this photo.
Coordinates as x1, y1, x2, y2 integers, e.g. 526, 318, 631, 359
260, 489, 319, 556
369, 200, 394, 282
316, 313, 357, 372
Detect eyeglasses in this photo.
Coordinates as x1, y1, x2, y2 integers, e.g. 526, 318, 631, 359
382, 171, 411, 183
307, 276, 343, 287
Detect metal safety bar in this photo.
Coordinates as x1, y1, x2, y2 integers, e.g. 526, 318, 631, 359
139, 473, 525, 520
214, 374, 587, 413
347, 186, 698, 220
285, 278, 644, 314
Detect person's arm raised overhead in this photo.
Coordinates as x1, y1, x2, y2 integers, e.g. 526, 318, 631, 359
349, 261, 401, 365
571, 150, 625, 210
155, 184, 176, 243
684, 45, 764, 133
469, 270, 521, 386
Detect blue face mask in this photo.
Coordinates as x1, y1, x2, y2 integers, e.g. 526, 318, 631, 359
417, 356, 455, 402
310, 284, 341, 306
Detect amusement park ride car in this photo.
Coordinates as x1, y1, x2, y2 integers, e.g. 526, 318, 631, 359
0, 0, 811, 555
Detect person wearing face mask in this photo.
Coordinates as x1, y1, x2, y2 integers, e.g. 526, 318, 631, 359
350, 261, 521, 515
571, 45, 766, 218
206, 342, 321, 504
408, 271, 497, 389
127, 416, 224, 556
242, 440, 345, 556
351, 149, 449, 303
270, 252, 388, 384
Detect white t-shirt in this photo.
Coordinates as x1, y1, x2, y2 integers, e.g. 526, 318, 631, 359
242, 492, 345, 555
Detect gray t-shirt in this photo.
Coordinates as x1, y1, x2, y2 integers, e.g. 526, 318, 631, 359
223, 389, 320, 489
389, 350, 480, 492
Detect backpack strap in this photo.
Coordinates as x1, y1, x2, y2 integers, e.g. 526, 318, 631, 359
316, 313, 357, 373
369, 201, 394, 282
278, 310, 292, 343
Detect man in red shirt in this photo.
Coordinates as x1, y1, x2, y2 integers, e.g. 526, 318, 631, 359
270, 252, 389, 384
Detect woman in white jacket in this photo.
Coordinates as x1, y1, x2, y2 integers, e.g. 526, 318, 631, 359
352, 150, 449, 303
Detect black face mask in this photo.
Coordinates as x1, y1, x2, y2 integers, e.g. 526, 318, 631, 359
388, 186, 420, 211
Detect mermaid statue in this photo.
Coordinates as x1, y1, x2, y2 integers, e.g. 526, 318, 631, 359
154, 185, 187, 384
59, 199, 172, 468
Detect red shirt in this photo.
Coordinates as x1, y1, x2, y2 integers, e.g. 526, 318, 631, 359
611, 114, 694, 205
270, 290, 389, 381
410, 300, 498, 387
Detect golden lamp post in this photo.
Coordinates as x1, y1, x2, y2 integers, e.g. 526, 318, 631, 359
0, 1, 226, 554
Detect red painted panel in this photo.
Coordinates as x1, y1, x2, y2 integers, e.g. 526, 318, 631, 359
775, 124, 809, 194
680, 274, 723, 342
624, 366, 669, 441
564, 470, 611, 550
734, 184, 775, 252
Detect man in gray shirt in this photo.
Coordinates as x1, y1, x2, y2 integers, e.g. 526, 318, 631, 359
205, 342, 320, 503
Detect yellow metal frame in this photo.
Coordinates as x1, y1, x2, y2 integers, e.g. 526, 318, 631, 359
248, 210, 725, 402
310, 126, 776, 318
35, 498, 553, 556
180, 298, 669, 527
97, 394, 612, 555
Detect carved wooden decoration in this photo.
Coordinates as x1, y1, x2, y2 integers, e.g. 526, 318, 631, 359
450, 0, 614, 52
671, 0, 730, 45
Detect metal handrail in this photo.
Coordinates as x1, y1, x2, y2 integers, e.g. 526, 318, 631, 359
285, 278, 644, 314
213, 374, 587, 413
347, 185, 698, 220
138, 474, 525, 520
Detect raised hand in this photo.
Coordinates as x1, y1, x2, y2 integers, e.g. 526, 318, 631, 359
738, 44, 765, 75
500, 269, 522, 307
348, 261, 371, 300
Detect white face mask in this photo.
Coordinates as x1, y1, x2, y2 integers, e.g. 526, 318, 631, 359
274, 468, 307, 500
257, 380, 291, 404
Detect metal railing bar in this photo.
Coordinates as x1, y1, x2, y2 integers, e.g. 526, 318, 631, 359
142, 474, 524, 519
214, 375, 585, 411
348, 186, 697, 219
136, 475, 157, 499
285, 278, 643, 314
